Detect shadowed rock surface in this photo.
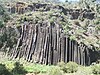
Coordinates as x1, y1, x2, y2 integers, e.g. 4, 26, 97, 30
8, 22, 99, 65
0, 1, 100, 66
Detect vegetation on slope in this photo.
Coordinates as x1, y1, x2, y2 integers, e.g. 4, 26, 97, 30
0, 0, 100, 70
0, 57, 100, 75
0, 0, 99, 66
2, 0, 99, 50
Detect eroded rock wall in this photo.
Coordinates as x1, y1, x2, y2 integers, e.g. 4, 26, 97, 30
8, 22, 98, 65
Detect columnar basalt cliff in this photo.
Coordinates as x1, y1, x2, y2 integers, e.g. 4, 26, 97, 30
8, 2, 95, 20
8, 22, 98, 66
1, 2, 100, 66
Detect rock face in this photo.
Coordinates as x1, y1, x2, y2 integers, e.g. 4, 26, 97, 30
8, 2, 26, 14
3, 2, 99, 66
8, 2, 95, 20
8, 22, 98, 66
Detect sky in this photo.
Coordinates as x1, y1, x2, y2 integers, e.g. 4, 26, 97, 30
59, 0, 79, 2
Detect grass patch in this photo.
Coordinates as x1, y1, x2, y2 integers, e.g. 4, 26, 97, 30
0, 57, 56, 74
0, 57, 100, 75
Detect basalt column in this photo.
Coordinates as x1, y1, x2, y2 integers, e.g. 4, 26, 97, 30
9, 22, 95, 66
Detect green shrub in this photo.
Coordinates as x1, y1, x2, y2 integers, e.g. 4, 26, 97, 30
57, 61, 66, 72
75, 66, 92, 75
64, 61, 79, 73
0, 20, 4, 28
91, 64, 100, 74
0, 64, 12, 75
48, 67, 63, 75
57, 61, 65, 68
12, 62, 27, 75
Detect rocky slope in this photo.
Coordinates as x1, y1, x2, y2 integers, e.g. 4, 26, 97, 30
0, 1, 100, 65
6, 1, 100, 49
